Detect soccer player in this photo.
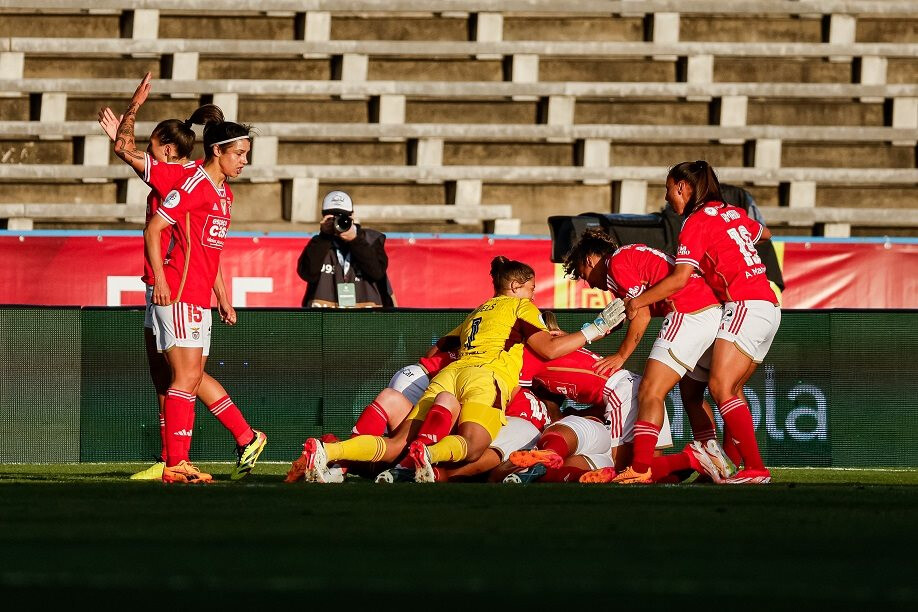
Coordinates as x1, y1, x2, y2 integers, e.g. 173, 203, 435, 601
285, 339, 460, 483
564, 229, 732, 484
106, 73, 267, 482
297, 256, 625, 483
625, 161, 781, 484
508, 368, 677, 483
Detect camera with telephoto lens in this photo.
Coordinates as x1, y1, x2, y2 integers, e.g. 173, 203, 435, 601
333, 212, 353, 233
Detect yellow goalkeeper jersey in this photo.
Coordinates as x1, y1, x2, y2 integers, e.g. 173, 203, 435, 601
447, 295, 548, 389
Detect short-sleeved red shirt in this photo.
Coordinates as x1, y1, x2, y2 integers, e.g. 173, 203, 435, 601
418, 347, 459, 377
675, 202, 778, 303
605, 244, 720, 315
521, 346, 608, 406
141, 154, 201, 285
155, 167, 233, 308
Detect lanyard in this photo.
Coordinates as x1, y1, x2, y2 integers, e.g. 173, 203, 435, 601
334, 247, 352, 277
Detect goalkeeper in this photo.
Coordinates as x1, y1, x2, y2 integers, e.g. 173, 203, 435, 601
297, 255, 625, 483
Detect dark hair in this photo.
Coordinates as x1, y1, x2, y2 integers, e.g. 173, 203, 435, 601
562, 227, 620, 280
667, 160, 724, 213
149, 104, 223, 160
203, 119, 254, 160
490, 256, 535, 293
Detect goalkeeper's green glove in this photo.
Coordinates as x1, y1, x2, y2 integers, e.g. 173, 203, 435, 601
580, 298, 626, 343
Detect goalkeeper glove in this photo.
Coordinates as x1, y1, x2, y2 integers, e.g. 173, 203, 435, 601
580, 298, 626, 343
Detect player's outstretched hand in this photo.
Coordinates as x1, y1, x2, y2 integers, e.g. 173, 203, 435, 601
600, 298, 626, 329
97, 107, 122, 142
580, 298, 625, 343
593, 353, 625, 376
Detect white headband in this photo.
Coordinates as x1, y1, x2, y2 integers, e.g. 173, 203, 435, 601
211, 135, 251, 146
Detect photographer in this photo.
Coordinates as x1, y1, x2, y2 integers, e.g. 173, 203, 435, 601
297, 190, 393, 308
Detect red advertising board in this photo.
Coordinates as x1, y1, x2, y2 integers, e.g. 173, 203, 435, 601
0, 233, 915, 309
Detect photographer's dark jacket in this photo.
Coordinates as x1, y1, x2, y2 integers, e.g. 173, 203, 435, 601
296, 225, 393, 308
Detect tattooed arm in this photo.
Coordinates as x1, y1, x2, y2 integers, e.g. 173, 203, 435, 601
111, 72, 152, 176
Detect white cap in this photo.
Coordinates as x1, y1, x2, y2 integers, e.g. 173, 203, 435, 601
321, 190, 353, 214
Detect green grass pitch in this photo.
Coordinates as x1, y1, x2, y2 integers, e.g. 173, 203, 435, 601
1, 464, 916, 608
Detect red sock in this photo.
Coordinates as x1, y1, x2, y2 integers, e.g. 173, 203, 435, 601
542, 465, 587, 483
351, 401, 389, 437
693, 425, 717, 442
719, 396, 764, 470
538, 432, 571, 458
415, 404, 453, 445
651, 452, 692, 482
208, 395, 253, 447
631, 421, 661, 473
722, 423, 742, 466
164, 388, 195, 466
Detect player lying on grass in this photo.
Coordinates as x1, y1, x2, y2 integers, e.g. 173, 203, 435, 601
375, 311, 570, 483
564, 229, 731, 484
296, 256, 626, 484
285, 339, 461, 483
506, 368, 674, 483
103, 73, 266, 483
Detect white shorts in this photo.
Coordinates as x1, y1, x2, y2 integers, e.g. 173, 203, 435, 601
555, 415, 611, 457
490, 416, 541, 461
387, 364, 431, 405
648, 307, 722, 379
604, 371, 674, 449
718, 300, 781, 363
144, 285, 155, 329
151, 301, 212, 356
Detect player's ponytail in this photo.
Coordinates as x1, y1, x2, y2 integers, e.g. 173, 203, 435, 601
562, 226, 619, 280
490, 256, 535, 293
668, 160, 724, 214
148, 104, 224, 161
203, 120, 254, 160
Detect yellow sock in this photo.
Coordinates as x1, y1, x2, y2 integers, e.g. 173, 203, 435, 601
324, 436, 387, 463
427, 435, 468, 464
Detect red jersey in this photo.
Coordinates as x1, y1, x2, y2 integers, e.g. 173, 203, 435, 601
521, 346, 608, 406
418, 347, 459, 377
505, 388, 551, 430
142, 154, 200, 285
156, 167, 233, 308
605, 244, 719, 316
675, 202, 778, 303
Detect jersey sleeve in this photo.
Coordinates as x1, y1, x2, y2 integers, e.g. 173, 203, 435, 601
515, 300, 548, 340
608, 251, 645, 299
675, 215, 706, 270
145, 156, 189, 198
743, 214, 765, 244
155, 183, 198, 226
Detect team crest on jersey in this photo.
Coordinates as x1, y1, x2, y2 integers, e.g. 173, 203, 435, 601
163, 190, 181, 209
191, 327, 201, 340
704, 206, 718, 216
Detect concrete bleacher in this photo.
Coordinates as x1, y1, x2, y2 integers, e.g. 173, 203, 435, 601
0, 1, 916, 236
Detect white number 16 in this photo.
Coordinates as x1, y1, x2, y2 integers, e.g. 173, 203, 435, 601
727, 226, 761, 266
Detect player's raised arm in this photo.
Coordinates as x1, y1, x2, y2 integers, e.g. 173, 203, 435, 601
97, 106, 122, 142
112, 72, 152, 176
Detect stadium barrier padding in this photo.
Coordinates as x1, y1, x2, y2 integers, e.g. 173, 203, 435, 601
1, 307, 916, 468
